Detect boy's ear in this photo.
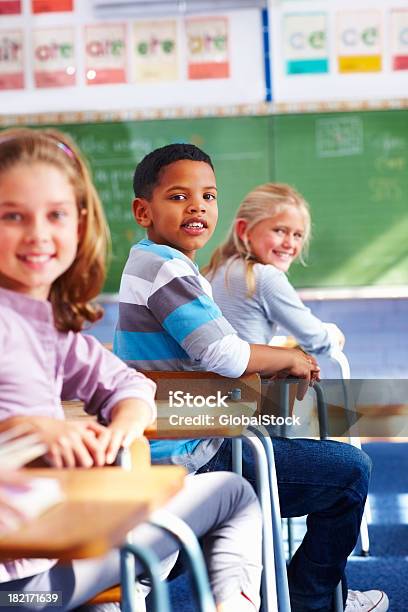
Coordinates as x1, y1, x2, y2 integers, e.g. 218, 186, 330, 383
235, 218, 248, 241
133, 197, 152, 228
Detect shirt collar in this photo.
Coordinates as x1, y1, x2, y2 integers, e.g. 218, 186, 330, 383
0, 287, 54, 323
137, 239, 199, 270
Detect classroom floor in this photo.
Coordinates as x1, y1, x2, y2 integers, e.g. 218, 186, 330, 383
165, 442, 408, 612
84, 297, 408, 610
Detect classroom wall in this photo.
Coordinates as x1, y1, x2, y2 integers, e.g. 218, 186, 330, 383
270, 0, 408, 103
1, 0, 408, 115
0, 1, 266, 114
1, 0, 407, 294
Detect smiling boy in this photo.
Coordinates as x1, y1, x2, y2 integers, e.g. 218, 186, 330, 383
114, 144, 387, 612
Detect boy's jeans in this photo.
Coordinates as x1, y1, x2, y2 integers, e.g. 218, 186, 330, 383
197, 436, 371, 612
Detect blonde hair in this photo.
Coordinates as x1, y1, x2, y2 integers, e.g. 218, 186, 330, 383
0, 127, 110, 332
204, 183, 311, 295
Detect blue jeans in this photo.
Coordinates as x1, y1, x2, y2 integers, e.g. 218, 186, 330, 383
197, 436, 371, 612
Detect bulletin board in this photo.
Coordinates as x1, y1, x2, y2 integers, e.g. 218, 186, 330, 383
47, 108, 408, 292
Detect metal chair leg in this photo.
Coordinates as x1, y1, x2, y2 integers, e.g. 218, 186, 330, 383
286, 519, 294, 562
121, 543, 171, 612
279, 380, 343, 612
330, 350, 371, 556
148, 509, 216, 612
248, 425, 292, 612
240, 430, 278, 611
232, 437, 243, 475
334, 581, 344, 612
312, 381, 350, 612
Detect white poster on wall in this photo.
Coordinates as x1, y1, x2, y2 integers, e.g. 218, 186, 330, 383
391, 9, 408, 71
185, 17, 230, 79
0, 29, 23, 89
336, 10, 382, 73
85, 23, 127, 85
33, 27, 76, 88
283, 12, 328, 75
132, 20, 178, 83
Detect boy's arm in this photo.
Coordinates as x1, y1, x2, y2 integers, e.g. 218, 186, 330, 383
245, 344, 320, 400
143, 256, 319, 397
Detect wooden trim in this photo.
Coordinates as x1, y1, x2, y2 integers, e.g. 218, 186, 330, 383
1, 98, 407, 127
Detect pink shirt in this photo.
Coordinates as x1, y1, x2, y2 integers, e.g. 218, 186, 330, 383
0, 287, 157, 582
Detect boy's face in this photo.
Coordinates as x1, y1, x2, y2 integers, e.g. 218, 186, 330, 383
133, 159, 218, 260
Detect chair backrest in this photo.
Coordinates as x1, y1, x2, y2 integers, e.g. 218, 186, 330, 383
142, 370, 261, 406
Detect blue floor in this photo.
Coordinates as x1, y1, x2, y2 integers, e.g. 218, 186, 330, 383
346, 442, 408, 612
166, 443, 408, 611
86, 299, 408, 610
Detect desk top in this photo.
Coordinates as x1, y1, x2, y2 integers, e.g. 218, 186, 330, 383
0, 465, 185, 561
62, 400, 256, 438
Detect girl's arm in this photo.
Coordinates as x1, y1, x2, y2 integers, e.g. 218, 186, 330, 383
61, 332, 157, 426
60, 332, 157, 466
259, 266, 344, 353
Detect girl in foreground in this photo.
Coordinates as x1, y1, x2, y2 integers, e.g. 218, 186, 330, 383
0, 128, 261, 611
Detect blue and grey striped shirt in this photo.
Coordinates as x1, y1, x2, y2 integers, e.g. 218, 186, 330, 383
114, 239, 250, 471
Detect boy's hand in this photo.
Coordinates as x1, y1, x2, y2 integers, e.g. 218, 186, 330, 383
245, 344, 320, 401
276, 349, 320, 400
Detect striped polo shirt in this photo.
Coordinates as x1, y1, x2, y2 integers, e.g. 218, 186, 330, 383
114, 239, 240, 470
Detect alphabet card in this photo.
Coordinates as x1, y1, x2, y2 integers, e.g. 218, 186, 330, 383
185, 16, 229, 79
85, 23, 127, 85
0, 0, 21, 14
283, 12, 328, 75
391, 9, 408, 71
33, 27, 76, 87
336, 10, 382, 73
0, 29, 23, 89
32, 0, 72, 13
132, 19, 178, 83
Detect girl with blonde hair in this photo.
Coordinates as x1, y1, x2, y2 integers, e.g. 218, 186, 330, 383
205, 182, 344, 353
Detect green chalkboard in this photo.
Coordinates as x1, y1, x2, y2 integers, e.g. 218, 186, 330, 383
59, 116, 272, 293
273, 110, 408, 287
17, 109, 408, 291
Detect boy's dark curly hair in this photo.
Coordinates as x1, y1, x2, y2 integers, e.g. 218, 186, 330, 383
133, 143, 214, 199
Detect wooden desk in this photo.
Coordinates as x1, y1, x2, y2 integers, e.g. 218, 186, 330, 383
0, 465, 185, 561
63, 371, 261, 439
63, 400, 255, 439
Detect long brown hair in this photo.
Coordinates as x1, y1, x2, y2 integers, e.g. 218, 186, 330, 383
0, 127, 110, 332
203, 183, 311, 295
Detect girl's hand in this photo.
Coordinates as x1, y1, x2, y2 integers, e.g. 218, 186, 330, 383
5, 416, 110, 468
105, 398, 153, 464
44, 419, 111, 468
323, 322, 346, 351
